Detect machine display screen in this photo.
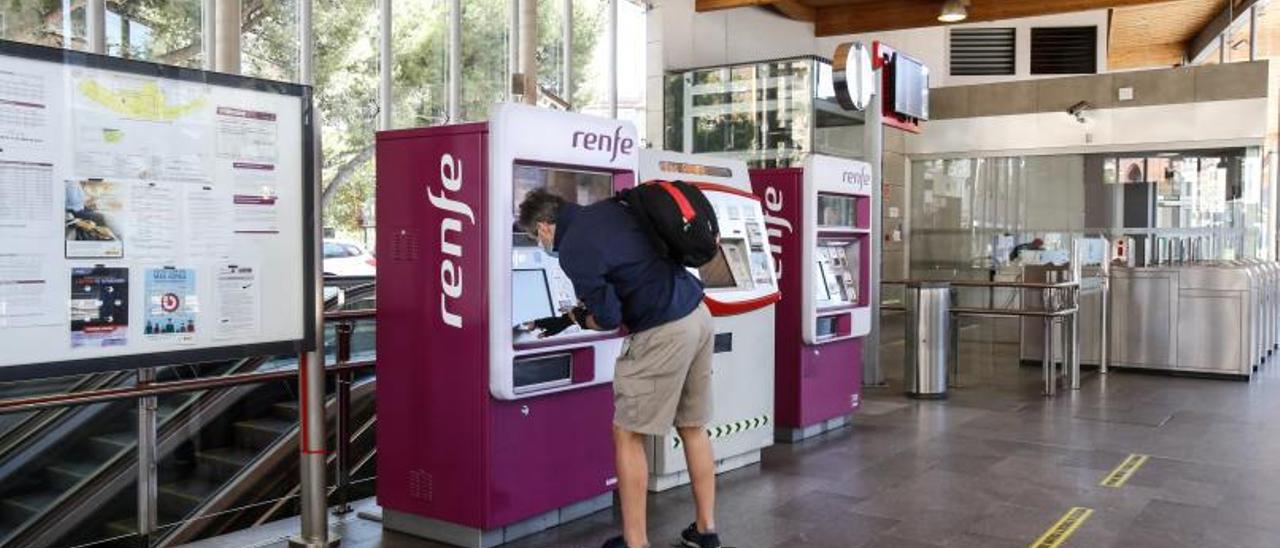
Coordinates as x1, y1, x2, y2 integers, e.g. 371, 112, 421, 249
512, 269, 555, 327
817, 194, 857, 228
513, 164, 614, 230
699, 241, 755, 290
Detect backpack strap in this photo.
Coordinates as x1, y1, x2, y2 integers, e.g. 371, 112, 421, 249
656, 181, 696, 223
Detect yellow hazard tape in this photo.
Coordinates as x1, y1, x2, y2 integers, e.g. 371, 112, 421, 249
1100, 454, 1149, 488
1029, 507, 1093, 548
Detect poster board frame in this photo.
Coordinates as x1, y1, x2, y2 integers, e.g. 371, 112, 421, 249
0, 39, 316, 382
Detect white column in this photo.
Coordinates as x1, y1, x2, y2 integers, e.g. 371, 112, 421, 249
608, 0, 618, 118
449, 0, 462, 121
563, 0, 573, 107
85, 0, 106, 54
202, 0, 217, 70
508, 0, 520, 101
519, 0, 538, 104
215, 0, 241, 74
379, 0, 393, 129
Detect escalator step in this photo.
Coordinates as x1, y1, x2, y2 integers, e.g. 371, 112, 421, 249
88, 432, 135, 459
103, 517, 136, 538
233, 417, 296, 450
0, 491, 58, 522
45, 459, 100, 491
195, 447, 259, 481
158, 477, 224, 519
271, 401, 300, 420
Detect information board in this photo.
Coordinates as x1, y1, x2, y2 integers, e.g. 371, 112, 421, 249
0, 40, 315, 381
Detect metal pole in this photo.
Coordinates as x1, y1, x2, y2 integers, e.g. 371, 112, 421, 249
863, 58, 886, 386
562, 0, 573, 108
519, 0, 538, 104
291, 0, 334, 544
215, 0, 241, 74
202, 0, 217, 70
379, 0, 392, 129
333, 322, 355, 515
448, 0, 462, 121
1042, 317, 1055, 396
136, 368, 158, 547
1100, 276, 1109, 374
85, 0, 106, 53
607, 0, 618, 118
949, 310, 961, 388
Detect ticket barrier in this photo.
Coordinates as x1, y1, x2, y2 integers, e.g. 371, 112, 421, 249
750, 155, 877, 442
375, 104, 638, 546
638, 151, 781, 491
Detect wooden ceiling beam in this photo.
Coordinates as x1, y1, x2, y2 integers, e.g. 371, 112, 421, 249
772, 0, 818, 22
814, 0, 1180, 36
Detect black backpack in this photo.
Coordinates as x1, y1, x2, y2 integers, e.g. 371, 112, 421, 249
616, 180, 720, 268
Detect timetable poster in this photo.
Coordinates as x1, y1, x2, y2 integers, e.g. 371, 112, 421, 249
144, 267, 198, 344
69, 267, 129, 348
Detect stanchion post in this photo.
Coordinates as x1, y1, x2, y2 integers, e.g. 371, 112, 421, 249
333, 322, 355, 515
137, 367, 158, 547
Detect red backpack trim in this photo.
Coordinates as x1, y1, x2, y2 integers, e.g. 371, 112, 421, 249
655, 181, 696, 223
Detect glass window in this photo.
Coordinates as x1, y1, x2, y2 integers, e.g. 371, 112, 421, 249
243, 0, 300, 82
1257, 0, 1280, 59
393, 0, 449, 128
106, 1, 203, 67
1, 2, 85, 49
460, 0, 510, 121
316, 0, 379, 238
538, 0, 568, 103
1227, 15, 1253, 63
1199, 37, 1223, 65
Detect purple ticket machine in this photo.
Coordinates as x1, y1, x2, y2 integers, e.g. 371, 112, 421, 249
375, 103, 638, 546
751, 155, 876, 442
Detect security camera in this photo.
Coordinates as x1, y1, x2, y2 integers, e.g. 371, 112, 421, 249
1067, 101, 1092, 123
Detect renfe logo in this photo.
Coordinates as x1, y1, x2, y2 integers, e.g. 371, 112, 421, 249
843, 167, 873, 193
572, 126, 634, 162
427, 153, 475, 328
762, 186, 791, 280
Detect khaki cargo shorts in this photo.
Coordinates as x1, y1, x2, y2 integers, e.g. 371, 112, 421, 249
613, 303, 715, 436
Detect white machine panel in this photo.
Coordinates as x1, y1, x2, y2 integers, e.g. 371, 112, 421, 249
801, 155, 874, 345
488, 104, 638, 400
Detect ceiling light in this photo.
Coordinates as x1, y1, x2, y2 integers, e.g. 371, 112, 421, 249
938, 0, 968, 23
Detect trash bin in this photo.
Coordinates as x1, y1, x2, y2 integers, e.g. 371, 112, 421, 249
905, 281, 950, 399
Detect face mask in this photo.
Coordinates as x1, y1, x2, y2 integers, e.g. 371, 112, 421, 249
541, 236, 558, 258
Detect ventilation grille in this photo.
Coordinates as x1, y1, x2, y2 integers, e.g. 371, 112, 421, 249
391, 229, 419, 262
950, 28, 1016, 76
1031, 26, 1098, 75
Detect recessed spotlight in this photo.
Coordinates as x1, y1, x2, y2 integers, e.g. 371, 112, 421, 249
939, 0, 968, 23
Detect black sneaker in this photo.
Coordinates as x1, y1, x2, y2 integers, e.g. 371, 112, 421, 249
601, 536, 630, 548
680, 523, 721, 548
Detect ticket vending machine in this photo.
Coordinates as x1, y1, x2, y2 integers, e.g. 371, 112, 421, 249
750, 155, 876, 442
376, 104, 638, 547
638, 151, 781, 491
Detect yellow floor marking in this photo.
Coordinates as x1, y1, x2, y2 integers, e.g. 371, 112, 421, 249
1100, 453, 1149, 488
1029, 507, 1094, 548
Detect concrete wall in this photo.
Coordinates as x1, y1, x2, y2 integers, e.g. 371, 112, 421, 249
910, 61, 1271, 157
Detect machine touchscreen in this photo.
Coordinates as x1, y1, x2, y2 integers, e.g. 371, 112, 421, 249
512, 269, 555, 327
699, 248, 738, 289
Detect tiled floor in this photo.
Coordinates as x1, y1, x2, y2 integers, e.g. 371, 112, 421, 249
191, 338, 1280, 548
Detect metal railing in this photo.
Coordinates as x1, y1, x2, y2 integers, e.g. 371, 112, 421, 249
883, 278, 1086, 396
0, 294, 377, 547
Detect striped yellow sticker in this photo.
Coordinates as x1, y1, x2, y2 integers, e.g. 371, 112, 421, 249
1100, 454, 1149, 488
1029, 507, 1094, 548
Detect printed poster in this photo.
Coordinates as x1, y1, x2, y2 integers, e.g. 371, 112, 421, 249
70, 266, 129, 348
65, 179, 126, 259
144, 267, 198, 344
214, 264, 259, 340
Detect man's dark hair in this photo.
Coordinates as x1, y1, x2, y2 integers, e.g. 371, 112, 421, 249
517, 188, 567, 233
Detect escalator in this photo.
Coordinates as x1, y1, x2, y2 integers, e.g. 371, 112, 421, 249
0, 281, 376, 548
